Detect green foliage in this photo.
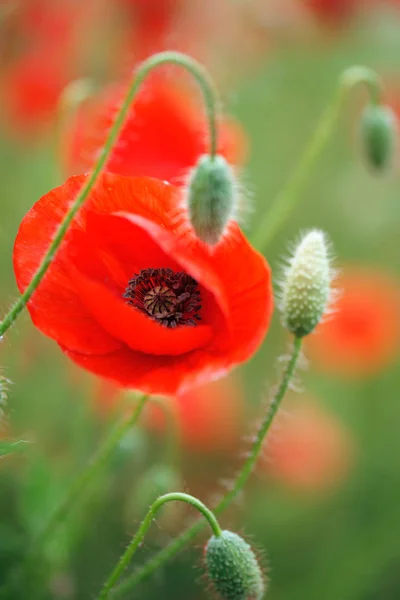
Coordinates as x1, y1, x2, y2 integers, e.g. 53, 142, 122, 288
0, 440, 29, 457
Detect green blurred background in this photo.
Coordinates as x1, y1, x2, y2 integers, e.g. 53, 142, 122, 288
0, 1, 400, 598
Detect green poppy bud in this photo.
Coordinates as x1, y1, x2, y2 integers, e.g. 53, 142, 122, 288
281, 230, 333, 338
204, 530, 266, 600
360, 104, 396, 171
186, 154, 238, 246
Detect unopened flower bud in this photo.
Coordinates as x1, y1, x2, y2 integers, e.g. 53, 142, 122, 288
204, 530, 266, 600
185, 154, 238, 246
360, 104, 396, 171
281, 230, 332, 338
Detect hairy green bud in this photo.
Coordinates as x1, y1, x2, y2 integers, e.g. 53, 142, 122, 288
281, 230, 332, 338
360, 104, 396, 171
186, 154, 237, 246
205, 530, 266, 600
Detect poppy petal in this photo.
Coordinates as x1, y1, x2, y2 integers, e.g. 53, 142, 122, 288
13, 178, 122, 354
68, 261, 213, 356
62, 344, 231, 396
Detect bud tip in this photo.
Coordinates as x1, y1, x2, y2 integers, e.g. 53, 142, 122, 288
280, 229, 333, 338
360, 104, 397, 172
204, 530, 266, 600
185, 154, 238, 246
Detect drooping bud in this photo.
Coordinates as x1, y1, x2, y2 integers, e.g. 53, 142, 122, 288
185, 154, 238, 246
204, 530, 266, 600
360, 104, 396, 172
281, 230, 332, 338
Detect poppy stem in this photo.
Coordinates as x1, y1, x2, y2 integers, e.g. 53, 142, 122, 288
111, 337, 303, 598
0, 52, 219, 337
98, 493, 222, 599
251, 66, 382, 253
0, 394, 148, 597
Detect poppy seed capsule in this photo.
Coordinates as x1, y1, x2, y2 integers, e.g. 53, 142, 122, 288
360, 104, 396, 171
204, 530, 266, 600
281, 230, 332, 338
186, 154, 237, 246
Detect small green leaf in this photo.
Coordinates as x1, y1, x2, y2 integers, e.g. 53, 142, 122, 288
0, 440, 30, 457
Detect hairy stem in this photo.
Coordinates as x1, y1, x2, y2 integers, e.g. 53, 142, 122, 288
99, 492, 221, 599
113, 337, 303, 597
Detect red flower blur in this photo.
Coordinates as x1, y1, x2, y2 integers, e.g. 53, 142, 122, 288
304, 0, 361, 26
146, 375, 243, 453
307, 267, 400, 378
118, 0, 184, 60
263, 398, 354, 492
14, 174, 272, 395
66, 73, 245, 182
0, 0, 106, 135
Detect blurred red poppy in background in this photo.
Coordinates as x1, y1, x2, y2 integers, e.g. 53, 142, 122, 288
14, 173, 272, 395
118, 0, 184, 59
307, 267, 400, 378
65, 72, 245, 182
0, 0, 106, 135
146, 375, 244, 453
262, 398, 354, 492
303, 0, 362, 26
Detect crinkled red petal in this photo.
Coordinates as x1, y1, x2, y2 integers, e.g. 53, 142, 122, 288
13, 173, 273, 394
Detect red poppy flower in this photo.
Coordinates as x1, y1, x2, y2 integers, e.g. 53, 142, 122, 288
2, 52, 71, 132
14, 173, 272, 395
66, 73, 245, 182
262, 398, 354, 492
307, 267, 400, 378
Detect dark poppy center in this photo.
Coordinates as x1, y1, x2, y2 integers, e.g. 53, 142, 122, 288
123, 268, 202, 328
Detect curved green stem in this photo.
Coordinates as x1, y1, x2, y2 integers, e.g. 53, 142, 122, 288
0, 51, 219, 337
0, 394, 148, 597
113, 337, 303, 598
99, 492, 221, 599
251, 66, 382, 253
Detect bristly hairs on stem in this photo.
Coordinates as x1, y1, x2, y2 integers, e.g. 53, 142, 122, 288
112, 337, 303, 598
0, 372, 10, 434
98, 493, 222, 599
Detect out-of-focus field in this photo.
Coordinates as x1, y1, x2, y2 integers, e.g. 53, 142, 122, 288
0, 1, 400, 599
